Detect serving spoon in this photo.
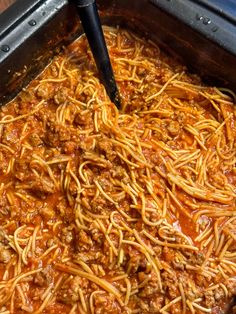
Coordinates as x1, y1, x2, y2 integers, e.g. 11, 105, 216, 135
75, 0, 121, 109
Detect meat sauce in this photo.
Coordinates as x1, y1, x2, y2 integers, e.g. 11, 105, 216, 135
0, 27, 235, 313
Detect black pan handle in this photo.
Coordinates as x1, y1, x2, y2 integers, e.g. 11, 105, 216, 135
150, 0, 236, 56
195, 0, 236, 24
75, 0, 121, 109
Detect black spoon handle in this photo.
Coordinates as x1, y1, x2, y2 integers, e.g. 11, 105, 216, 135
75, 0, 121, 109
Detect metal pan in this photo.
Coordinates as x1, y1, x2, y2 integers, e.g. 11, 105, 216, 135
0, 0, 235, 312
0, 0, 236, 105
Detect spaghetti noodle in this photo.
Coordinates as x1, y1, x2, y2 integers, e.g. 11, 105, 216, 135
0, 27, 235, 313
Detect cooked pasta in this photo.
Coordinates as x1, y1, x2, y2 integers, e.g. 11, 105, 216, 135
0, 27, 235, 314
